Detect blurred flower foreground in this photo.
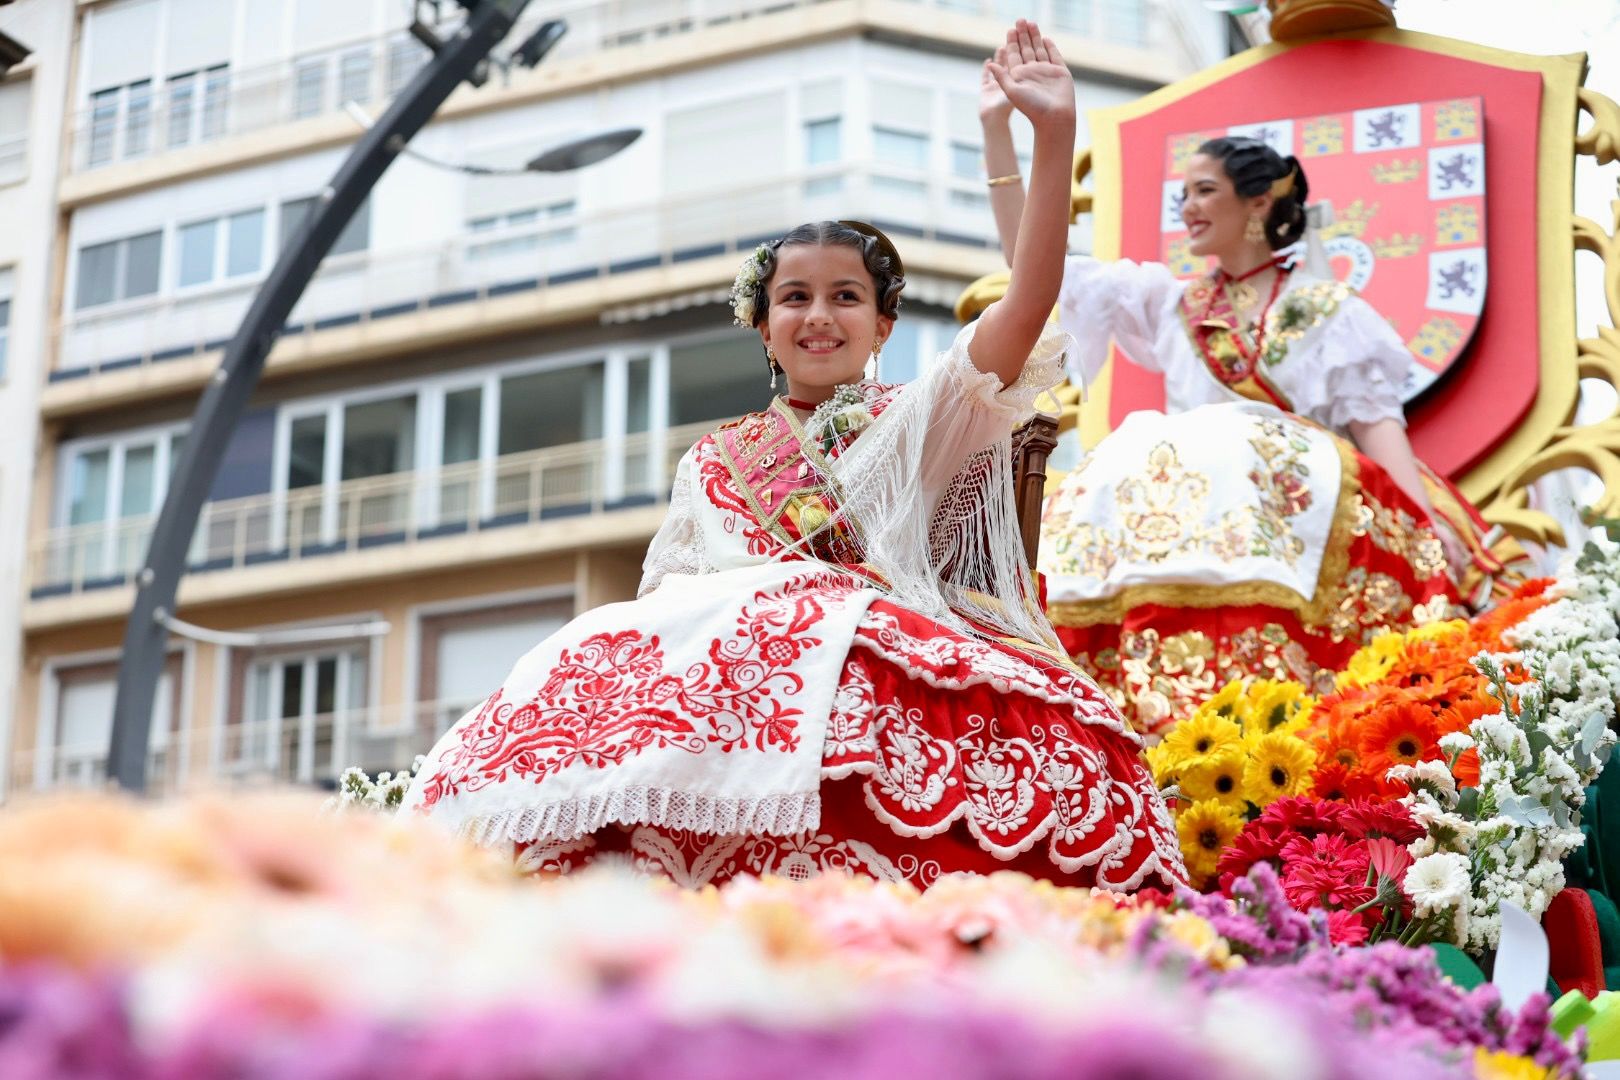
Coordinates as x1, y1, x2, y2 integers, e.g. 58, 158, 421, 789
0, 784, 1585, 1079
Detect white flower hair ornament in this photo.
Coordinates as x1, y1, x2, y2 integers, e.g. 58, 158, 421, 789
731, 244, 772, 328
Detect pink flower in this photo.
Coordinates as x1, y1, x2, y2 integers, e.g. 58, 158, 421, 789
1327, 909, 1371, 946
1364, 837, 1414, 884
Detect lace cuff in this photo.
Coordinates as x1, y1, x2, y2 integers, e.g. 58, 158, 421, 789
941, 318, 1072, 424
638, 446, 711, 597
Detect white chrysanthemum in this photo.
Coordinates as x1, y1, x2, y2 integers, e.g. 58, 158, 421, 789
1437, 731, 1475, 756
1404, 851, 1471, 917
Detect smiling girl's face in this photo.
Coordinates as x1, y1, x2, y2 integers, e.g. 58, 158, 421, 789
1181, 153, 1273, 258
760, 244, 893, 401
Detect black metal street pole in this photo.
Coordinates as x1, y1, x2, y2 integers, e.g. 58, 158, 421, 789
108, 0, 539, 793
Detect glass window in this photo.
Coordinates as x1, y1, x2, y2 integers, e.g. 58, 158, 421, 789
626, 357, 652, 436
294, 59, 326, 120
75, 241, 119, 308
873, 126, 928, 170
279, 195, 369, 257
201, 65, 230, 140
339, 50, 373, 106
226, 209, 265, 277
287, 413, 326, 489
1051, 0, 1093, 34
879, 320, 922, 384
387, 36, 428, 96
68, 448, 111, 526
120, 444, 157, 518
166, 72, 196, 149
178, 219, 217, 287
949, 189, 989, 211
1101, 0, 1144, 45
122, 231, 162, 299
0, 296, 9, 380
88, 88, 118, 166
341, 395, 417, 480
498, 363, 605, 454
950, 141, 981, 180
668, 337, 766, 426
333, 197, 370, 256
125, 80, 153, 157
279, 195, 315, 251
442, 387, 482, 465
805, 117, 840, 166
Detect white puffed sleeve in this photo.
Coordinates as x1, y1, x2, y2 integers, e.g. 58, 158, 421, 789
638, 447, 710, 597
1299, 295, 1412, 432
1057, 256, 1181, 387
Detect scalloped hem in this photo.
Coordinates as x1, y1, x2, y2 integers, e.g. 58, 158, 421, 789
444, 787, 822, 848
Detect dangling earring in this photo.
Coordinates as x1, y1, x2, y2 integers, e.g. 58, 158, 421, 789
766, 346, 779, 390
869, 341, 883, 382
1244, 214, 1266, 245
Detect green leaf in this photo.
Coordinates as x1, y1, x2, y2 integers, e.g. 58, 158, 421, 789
1528, 729, 1555, 766
1582, 711, 1610, 756
1455, 786, 1480, 819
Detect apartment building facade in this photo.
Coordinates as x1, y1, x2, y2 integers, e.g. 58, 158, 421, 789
6, 0, 1229, 797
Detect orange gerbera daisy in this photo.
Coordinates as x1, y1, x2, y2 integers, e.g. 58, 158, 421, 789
1470, 578, 1554, 651
1309, 761, 1381, 802
1450, 746, 1480, 788
1358, 700, 1439, 775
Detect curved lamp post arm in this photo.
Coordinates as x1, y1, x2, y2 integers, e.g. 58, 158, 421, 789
107, 0, 542, 793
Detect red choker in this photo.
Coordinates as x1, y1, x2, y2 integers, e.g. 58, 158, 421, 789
780, 396, 820, 410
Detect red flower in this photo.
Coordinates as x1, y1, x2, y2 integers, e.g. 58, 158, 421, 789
1338, 799, 1424, 843
1327, 909, 1371, 947
1280, 833, 1374, 911
1216, 820, 1288, 879
1256, 796, 1345, 837
1363, 836, 1414, 883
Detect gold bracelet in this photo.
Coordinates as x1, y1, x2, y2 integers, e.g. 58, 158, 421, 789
986, 173, 1022, 188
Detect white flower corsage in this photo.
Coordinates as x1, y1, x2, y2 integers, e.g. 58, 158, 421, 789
731, 244, 771, 328
807, 384, 874, 455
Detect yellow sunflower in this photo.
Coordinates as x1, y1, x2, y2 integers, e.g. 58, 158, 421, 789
1144, 741, 1183, 788
1199, 679, 1248, 721
1334, 631, 1405, 691
1160, 710, 1245, 774
1239, 680, 1314, 742
1472, 1049, 1554, 1080
1178, 749, 1248, 812
1175, 798, 1245, 887
1242, 731, 1317, 807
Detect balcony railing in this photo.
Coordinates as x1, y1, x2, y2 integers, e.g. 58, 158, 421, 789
68, 0, 1171, 174
31, 421, 712, 599
6, 700, 464, 800
53, 164, 994, 377
6, 739, 186, 799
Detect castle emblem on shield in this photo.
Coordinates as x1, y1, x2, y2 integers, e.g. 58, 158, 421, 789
1158, 97, 1486, 400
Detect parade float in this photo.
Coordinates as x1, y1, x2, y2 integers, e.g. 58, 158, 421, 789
8, 0, 1620, 1076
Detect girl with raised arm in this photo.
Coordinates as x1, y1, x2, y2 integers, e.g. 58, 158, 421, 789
402, 22, 1184, 892
979, 94, 1524, 734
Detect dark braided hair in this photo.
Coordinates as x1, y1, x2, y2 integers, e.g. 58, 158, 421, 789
1196, 136, 1309, 251
744, 220, 907, 332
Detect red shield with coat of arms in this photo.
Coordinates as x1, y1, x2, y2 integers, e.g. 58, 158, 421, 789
1157, 97, 1487, 400
1098, 38, 1549, 478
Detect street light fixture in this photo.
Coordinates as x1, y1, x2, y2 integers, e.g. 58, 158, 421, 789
345, 102, 642, 177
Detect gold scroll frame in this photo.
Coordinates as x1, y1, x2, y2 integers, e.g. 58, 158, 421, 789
958, 31, 1620, 547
